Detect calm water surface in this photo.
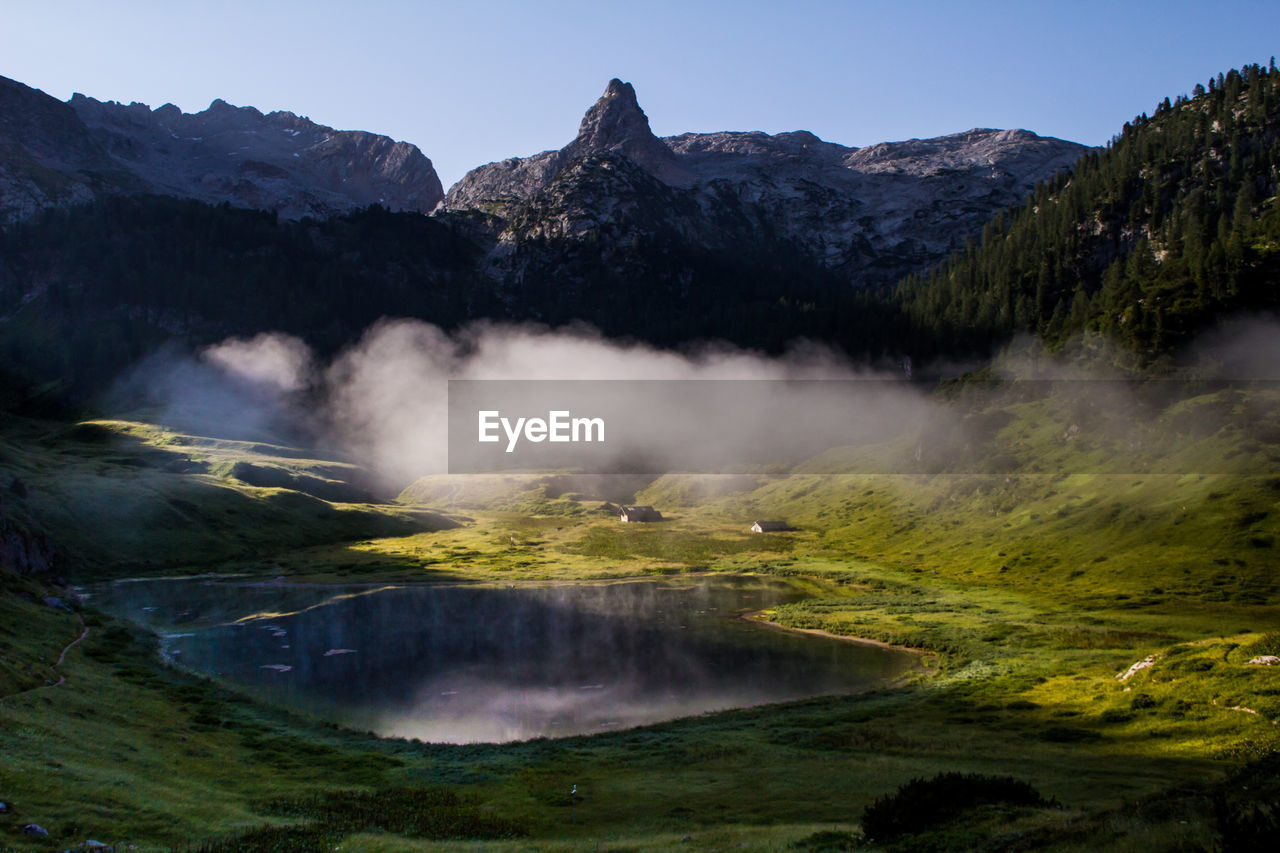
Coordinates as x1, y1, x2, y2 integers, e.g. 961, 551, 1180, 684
89, 576, 917, 743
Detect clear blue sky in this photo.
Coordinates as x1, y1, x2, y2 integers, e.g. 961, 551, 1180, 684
4, 1, 1277, 188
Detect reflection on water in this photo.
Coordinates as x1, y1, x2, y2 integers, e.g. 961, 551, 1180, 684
90, 576, 916, 743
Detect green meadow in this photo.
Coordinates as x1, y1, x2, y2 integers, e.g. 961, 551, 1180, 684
1, 382, 1278, 850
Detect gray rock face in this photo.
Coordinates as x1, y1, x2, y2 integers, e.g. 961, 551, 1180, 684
69, 94, 444, 219
563, 78, 689, 184
446, 78, 691, 213
446, 78, 687, 209
0, 76, 141, 225
0, 74, 444, 224
445, 79, 1091, 286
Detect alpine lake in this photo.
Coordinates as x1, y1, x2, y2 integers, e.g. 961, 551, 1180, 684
88, 574, 921, 743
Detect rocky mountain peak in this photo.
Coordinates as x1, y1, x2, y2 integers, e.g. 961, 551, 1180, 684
443, 77, 1092, 288
563, 78, 684, 180
444, 79, 689, 208
573, 79, 647, 148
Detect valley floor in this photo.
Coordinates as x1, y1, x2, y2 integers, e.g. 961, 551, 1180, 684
2, 407, 1279, 851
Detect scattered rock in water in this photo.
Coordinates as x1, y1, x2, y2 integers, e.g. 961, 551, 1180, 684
323, 648, 357, 656
22, 823, 49, 836
1246, 655, 1280, 666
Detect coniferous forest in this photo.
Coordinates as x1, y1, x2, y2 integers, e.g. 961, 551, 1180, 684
898, 61, 1280, 362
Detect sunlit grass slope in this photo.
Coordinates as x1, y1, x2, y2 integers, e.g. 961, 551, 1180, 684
0, 417, 456, 579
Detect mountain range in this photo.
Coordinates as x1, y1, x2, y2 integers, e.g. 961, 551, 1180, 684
447, 78, 1087, 287
1, 74, 1086, 289
3, 66, 1277, 403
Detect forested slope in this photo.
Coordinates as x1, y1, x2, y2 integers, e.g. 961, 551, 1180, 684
899, 62, 1280, 362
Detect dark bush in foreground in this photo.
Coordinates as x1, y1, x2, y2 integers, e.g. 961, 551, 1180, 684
861, 772, 1051, 841
1214, 753, 1280, 852
1215, 798, 1280, 853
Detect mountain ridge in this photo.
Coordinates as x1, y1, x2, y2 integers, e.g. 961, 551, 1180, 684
68, 92, 445, 219
0, 75, 445, 224
2, 72, 1088, 290
444, 78, 1091, 288
0, 75, 144, 224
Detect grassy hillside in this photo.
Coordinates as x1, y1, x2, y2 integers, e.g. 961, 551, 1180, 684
0, 416, 455, 579
2, 379, 1278, 850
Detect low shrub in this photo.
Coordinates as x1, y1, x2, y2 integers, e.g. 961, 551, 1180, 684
861, 772, 1051, 841
1131, 692, 1159, 709
1244, 632, 1280, 658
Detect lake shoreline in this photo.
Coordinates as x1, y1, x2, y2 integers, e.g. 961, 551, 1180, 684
740, 610, 940, 678
98, 568, 822, 591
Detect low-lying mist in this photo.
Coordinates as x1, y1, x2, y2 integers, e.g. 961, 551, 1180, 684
115, 315, 1280, 492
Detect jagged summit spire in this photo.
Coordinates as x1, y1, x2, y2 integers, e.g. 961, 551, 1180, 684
559, 78, 691, 183
569, 78, 654, 154
603, 78, 632, 98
